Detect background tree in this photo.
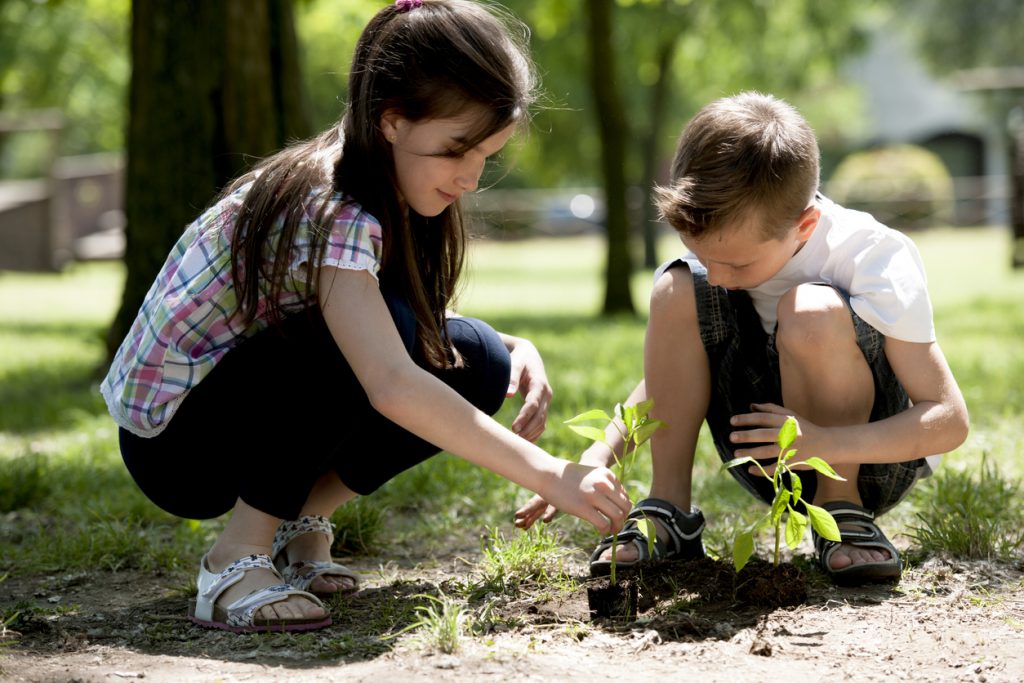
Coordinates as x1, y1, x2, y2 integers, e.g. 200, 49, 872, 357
105, 0, 310, 362
586, 0, 634, 314
903, 0, 1024, 267
509, 0, 875, 314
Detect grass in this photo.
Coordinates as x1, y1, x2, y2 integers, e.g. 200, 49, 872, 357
0, 226, 1022, 583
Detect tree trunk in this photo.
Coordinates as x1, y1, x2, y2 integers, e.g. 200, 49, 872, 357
105, 0, 310, 362
1009, 102, 1024, 269
640, 35, 679, 269
586, 0, 635, 315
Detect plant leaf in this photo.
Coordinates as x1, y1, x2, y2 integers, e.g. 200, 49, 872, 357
798, 456, 846, 481
785, 507, 807, 549
733, 530, 755, 571
771, 489, 791, 526
636, 516, 657, 557
723, 456, 755, 469
789, 471, 803, 504
633, 398, 655, 419
806, 503, 842, 542
565, 409, 611, 425
781, 448, 798, 464
777, 416, 797, 450
566, 424, 607, 443
633, 419, 664, 444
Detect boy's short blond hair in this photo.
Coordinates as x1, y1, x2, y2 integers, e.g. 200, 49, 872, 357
654, 91, 820, 241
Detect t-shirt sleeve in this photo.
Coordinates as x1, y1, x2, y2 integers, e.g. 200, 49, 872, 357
319, 204, 384, 278
845, 231, 936, 343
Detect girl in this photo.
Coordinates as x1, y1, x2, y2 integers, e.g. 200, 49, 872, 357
102, 0, 630, 634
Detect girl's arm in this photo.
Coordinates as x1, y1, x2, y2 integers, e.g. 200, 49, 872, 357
729, 339, 969, 466
319, 266, 631, 533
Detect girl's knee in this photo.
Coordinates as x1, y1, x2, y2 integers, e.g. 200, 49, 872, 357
446, 317, 511, 415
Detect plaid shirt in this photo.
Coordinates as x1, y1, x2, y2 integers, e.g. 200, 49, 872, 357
101, 184, 383, 437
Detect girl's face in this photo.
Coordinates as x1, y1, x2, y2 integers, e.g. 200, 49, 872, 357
381, 110, 516, 217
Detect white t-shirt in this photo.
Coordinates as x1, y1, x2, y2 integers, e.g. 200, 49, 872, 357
745, 195, 935, 341
670, 195, 941, 474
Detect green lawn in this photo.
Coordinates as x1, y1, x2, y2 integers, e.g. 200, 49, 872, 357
0, 225, 1021, 570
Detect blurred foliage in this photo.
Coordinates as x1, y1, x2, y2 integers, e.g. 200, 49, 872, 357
0, 0, 129, 156
904, 0, 1023, 73
2, 0, 888, 187
900, 0, 1024, 124
501, 0, 880, 189
828, 144, 955, 229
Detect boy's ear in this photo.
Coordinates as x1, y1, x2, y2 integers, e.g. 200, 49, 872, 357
795, 206, 821, 242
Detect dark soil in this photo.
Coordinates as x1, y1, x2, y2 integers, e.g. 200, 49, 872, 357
3, 552, 1024, 682
585, 556, 807, 619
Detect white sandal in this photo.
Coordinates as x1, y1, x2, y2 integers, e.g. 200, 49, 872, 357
272, 515, 362, 595
189, 553, 331, 633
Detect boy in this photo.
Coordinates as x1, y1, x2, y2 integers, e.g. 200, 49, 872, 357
516, 91, 969, 585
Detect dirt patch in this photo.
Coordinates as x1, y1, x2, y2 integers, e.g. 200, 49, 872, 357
2, 553, 1023, 682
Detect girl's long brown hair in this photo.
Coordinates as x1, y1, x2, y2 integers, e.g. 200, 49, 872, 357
227, 0, 536, 368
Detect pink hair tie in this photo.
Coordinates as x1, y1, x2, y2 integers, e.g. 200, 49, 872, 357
395, 0, 423, 11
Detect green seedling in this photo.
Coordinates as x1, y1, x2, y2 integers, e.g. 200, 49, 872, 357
386, 592, 469, 654
724, 416, 843, 571
566, 399, 665, 584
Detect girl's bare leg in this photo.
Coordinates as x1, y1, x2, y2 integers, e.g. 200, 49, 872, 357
205, 499, 328, 621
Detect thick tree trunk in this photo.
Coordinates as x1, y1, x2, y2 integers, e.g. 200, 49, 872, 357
105, 0, 310, 362
587, 0, 635, 315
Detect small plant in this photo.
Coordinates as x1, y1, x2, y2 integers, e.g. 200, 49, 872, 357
909, 454, 1024, 561
724, 416, 843, 571
331, 497, 385, 555
477, 524, 570, 596
566, 399, 664, 584
390, 592, 470, 654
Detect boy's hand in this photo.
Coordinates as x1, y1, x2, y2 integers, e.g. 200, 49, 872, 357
729, 402, 825, 475
513, 494, 558, 529
505, 338, 552, 442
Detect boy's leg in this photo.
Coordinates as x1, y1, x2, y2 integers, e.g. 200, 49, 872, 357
596, 262, 716, 563
775, 282, 874, 509
645, 265, 712, 514
774, 283, 918, 570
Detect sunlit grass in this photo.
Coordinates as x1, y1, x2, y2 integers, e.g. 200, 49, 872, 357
0, 225, 1021, 575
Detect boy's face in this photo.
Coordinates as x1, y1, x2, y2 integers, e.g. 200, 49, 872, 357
680, 206, 820, 290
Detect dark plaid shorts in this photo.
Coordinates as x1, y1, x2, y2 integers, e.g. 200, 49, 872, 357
660, 258, 927, 515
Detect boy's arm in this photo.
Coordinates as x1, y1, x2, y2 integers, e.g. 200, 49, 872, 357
513, 380, 644, 529
731, 339, 969, 466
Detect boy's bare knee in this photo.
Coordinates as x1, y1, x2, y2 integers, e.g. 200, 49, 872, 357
776, 284, 853, 353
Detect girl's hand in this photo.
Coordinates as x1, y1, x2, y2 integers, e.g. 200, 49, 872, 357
505, 337, 552, 442
512, 438, 620, 529
542, 463, 631, 535
513, 494, 557, 529
728, 402, 825, 476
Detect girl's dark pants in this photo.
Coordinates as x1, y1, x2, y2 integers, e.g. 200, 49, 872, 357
119, 289, 511, 521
